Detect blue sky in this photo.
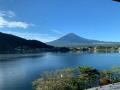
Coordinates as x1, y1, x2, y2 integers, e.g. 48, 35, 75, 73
0, 0, 120, 42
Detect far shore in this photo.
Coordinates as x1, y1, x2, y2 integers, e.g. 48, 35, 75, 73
0, 53, 46, 60
0, 49, 120, 60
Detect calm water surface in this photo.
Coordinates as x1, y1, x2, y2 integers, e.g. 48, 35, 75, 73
0, 52, 120, 90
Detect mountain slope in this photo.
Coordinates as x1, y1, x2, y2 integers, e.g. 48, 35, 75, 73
0, 32, 53, 51
47, 33, 117, 47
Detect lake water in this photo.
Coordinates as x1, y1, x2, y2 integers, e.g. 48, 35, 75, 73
0, 52, 120, 90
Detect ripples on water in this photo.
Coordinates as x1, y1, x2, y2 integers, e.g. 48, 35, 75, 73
0, 52, 120, 90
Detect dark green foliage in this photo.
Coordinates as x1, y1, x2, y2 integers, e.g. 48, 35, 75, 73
0, 32, 53, 51
33, 67, 100, 90
33, 66, 120, 90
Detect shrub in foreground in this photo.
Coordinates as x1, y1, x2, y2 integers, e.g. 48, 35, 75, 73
33, 66, 120, 90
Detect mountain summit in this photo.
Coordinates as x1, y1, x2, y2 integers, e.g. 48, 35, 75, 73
47, 33, 101, 47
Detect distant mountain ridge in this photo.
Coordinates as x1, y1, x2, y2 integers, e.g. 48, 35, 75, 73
47, 33, 120, 47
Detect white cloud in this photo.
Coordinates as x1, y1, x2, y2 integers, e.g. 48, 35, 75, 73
0, 10, 16, 17
0, 17, 29, 29
51, 29, 62, 34
0, 10, 31, 29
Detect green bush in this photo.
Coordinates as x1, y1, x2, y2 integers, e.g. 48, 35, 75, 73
33, 66, 120, 90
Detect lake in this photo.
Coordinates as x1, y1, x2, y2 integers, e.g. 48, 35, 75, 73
0, 52, 120, 90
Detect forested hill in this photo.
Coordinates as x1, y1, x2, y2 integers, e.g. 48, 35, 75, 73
0, 32, 53, 52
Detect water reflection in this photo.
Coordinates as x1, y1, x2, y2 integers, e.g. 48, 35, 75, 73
0, 52, 120, 90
